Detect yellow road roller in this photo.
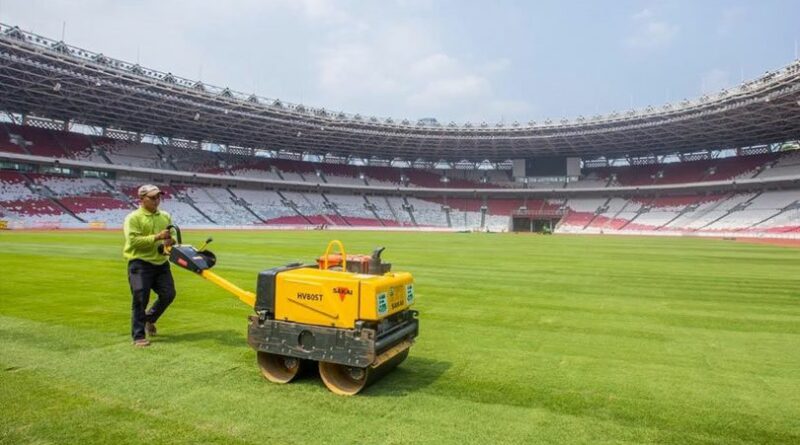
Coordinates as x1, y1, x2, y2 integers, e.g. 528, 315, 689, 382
163, 226, 418, 395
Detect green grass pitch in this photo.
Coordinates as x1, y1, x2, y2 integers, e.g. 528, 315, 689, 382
1, 230, 799, 444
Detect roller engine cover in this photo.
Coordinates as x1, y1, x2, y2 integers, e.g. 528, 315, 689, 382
255, 263, 309, 317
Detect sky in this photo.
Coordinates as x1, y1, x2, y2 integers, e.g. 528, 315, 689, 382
1, 0, 798, 125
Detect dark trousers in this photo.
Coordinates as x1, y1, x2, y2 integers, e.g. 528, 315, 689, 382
128, 259, 176, 340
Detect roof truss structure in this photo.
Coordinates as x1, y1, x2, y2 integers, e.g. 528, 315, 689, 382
0, 23, 799, 162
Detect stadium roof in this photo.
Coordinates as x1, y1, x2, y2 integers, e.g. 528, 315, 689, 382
0, 23, 799, 162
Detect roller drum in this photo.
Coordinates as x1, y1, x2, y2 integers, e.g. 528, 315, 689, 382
319, 346, 410, 396
257, 352, 303, 384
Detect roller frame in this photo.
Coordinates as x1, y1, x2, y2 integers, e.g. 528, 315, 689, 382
246, 311, 418, 368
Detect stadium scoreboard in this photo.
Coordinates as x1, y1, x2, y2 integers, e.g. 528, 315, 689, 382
512, 157, 581, 179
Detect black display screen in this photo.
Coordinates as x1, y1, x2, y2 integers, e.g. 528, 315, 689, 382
525, 157, 566, 176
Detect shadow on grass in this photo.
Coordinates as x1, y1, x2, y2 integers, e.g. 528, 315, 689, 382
267, 356, 452, 397
158, 329, 245, 348
361, 356, 452, 397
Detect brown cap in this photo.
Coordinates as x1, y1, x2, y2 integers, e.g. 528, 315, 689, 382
137, 184, 162, 198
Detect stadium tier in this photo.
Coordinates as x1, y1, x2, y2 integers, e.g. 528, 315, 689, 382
1, 124, 798, 234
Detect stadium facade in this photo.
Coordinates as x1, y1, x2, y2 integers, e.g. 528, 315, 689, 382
0, 23, 798, 236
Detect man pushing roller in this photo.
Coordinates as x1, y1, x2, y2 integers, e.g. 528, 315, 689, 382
123, 184, 176, 347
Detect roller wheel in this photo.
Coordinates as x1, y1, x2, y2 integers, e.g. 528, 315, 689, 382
319, 349, 409, 395
257, 352, 302, 384
318, 362, 369, 396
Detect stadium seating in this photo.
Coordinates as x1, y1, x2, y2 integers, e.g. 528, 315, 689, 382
279, 191, 317, 221
0, 126, 28, 154
3, 124, 67, 158
27, 174, 109, 196
232, 164, 283, 181
704, 190, 799, 231
315, 164, 366, 186
0, 124, 798, 233
325, 194, 385, 226
556, 188, 800, 234
298, 192, 339, 224
558, 211, 594, 229
0, 198, 78, 224
323, 174, 366, 186
755, 151, 800, 179
279, 171, 306, 182
366, 196, 406, 226
406, 197, 448, 227
59, 196, 132, 222
104, 142, 167, 169
58, 132, 95, 158
185, 186, 259, 225
581, 153, 786, 187
4, 166, 794, 232
0, 171, 36, 201
161, 145, 223, 172
228, 188, 297, 222
160, 200, 211, 225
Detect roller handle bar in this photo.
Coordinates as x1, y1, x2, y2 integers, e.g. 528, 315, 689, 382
322, 239, 347, 271
166, 224, 181, 244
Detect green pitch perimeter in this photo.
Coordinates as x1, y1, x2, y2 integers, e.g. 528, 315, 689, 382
1, 231, 798, 444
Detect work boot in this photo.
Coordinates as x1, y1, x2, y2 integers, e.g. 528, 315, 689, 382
145, 322, 157, 337
133, 338, 151, 348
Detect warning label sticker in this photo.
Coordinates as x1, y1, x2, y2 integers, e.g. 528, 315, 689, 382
406, 284, 414, 304
377, 292, 388, 315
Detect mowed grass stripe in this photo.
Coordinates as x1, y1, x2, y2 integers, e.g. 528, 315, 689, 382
1, 315, 666, 445
1, 230, 799, 444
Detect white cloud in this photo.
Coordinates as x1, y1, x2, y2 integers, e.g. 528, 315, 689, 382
631, 8, 654, 21
483, 58, 511, 74
318, 42, 401, 95
312, 18, 528, 122
488, 100, 534, 121
407, 75, 491, 108
409, 53, 461, 79
292, 0, 357, 26
626, 9, 679, 49
393, 0, 435, 9
717, 7, 746, 35
315, 22, 434, 97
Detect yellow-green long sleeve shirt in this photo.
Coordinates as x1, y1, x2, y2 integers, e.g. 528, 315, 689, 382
123, 207, 172, 265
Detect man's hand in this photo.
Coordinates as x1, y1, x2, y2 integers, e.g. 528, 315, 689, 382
162, 238, 175, 247
155, 229, 171, 240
